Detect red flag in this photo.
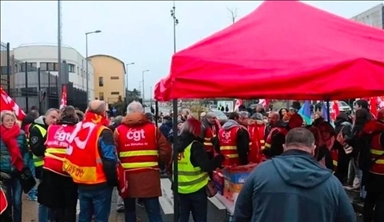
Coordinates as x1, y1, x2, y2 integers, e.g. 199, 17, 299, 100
60, 85, 67, 109
0, 87, 26, 120
331, 100, 340, 121
370, 97, 378, 118
234, 99, 243, 111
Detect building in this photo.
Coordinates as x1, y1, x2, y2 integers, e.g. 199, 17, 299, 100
351, 3, 384, 29
13, 44, 95, 99
89, 54, 126, 104
0, 42, 17, 92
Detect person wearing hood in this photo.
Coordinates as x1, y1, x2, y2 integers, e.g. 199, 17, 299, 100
262, 113, 303, 159
114, 101, 171, 222
216, 112, 250, 166
176, 118, 224, 222
21, 110, 39, 201
201, 112, 220, 160
29, 108, 59, 222
233, 128, 356, 222
38, 106, 78, 222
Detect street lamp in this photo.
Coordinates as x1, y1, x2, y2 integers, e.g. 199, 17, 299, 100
125, 62, 135, 103
85, 30, 101, 102
142, 70, 149, 101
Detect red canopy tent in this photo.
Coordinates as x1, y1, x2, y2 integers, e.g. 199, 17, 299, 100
155, 0, 384, 101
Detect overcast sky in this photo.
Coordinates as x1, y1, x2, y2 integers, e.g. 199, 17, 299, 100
1, 1, 382, 99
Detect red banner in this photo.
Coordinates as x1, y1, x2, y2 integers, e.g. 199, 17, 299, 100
0, 87, 26, 120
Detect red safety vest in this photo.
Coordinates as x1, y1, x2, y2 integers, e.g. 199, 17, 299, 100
116, 123, 158, 171
218, 127, 240, 166
203, 125, 216, 153
367, 121, 384, 175
248, 124, 266, 163
63, 121, 108, 185
44, 124, 75, 176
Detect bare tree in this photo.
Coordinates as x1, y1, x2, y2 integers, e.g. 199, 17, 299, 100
227, 7, 238, 24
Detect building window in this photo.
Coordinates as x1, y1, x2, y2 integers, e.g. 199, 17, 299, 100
99, 92, 104, 100
110, 76, 119, 80
1, 66, 8, 75
99, 77, 104, 87
68, 64, 75, 73
111, 92, 120, 95
48, 63, 54, 71
20, 62, 37, 72
40, 62, 47, 71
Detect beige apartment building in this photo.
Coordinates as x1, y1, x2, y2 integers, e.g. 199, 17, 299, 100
89, 54, 126, 103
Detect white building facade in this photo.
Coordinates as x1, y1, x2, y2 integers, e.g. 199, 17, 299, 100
351, 3, 384, 29
13, 44, 95, 99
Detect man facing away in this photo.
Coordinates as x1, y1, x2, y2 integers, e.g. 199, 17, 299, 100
114, 101, 171, 222
63, 100, 118, 222
233, 128, 356, 222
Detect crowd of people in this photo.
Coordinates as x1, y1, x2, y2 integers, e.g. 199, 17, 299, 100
0, 99, 383, 222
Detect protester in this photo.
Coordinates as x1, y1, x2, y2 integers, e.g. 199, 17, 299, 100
201, 112, 220, 160
21, 110, 39, 201
159, 116, 172, 138
216, 112, 250, 166
233, 128, 356, 222
360, 109, 384, 222
29, 108, 60, 222
63, 100, 118, 222
0, 111, 29, 222
39, 106, 78, 222
114, 101, 171, 222
177, 118, 224, 222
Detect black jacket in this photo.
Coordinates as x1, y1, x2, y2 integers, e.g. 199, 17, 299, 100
177, 132, 224, 172
29, 116, 49, 157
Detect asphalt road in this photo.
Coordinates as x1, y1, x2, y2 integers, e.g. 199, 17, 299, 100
20, 182, 364, 222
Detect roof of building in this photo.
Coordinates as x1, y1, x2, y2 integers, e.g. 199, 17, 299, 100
88, 54, 126, 74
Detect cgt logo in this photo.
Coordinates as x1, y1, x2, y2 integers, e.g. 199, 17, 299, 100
221, 131, 231, 140
127, 129, 145, 142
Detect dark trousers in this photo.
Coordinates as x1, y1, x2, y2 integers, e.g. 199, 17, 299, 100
363, 191, 384, 222
38, 170, 78, 222
178, 187, 208, 222
124, 197, 163, 222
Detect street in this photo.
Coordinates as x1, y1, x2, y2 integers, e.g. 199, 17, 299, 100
20, 179, 364, 222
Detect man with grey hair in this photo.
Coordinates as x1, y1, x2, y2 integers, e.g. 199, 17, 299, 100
114, 101, 171, 220
126, 101, 144, 114
28, 108, 60, 221
201, 111, 220, 160
234, 128, 355, 222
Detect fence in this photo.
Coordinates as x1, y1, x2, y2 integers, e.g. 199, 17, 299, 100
12, 63, 88, 113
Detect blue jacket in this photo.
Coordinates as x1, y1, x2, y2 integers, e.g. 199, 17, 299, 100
233, 150, 356, 222
159, 121, 172, 138
0, 130, 29, 173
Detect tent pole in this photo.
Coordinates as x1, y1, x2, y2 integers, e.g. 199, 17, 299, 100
155, 101, 159, 127
172, 99, 179, 221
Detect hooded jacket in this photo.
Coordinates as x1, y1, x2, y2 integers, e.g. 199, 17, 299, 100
233, 150, 356, 222
113, 112, 172, 198
216, 119, 249, 165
